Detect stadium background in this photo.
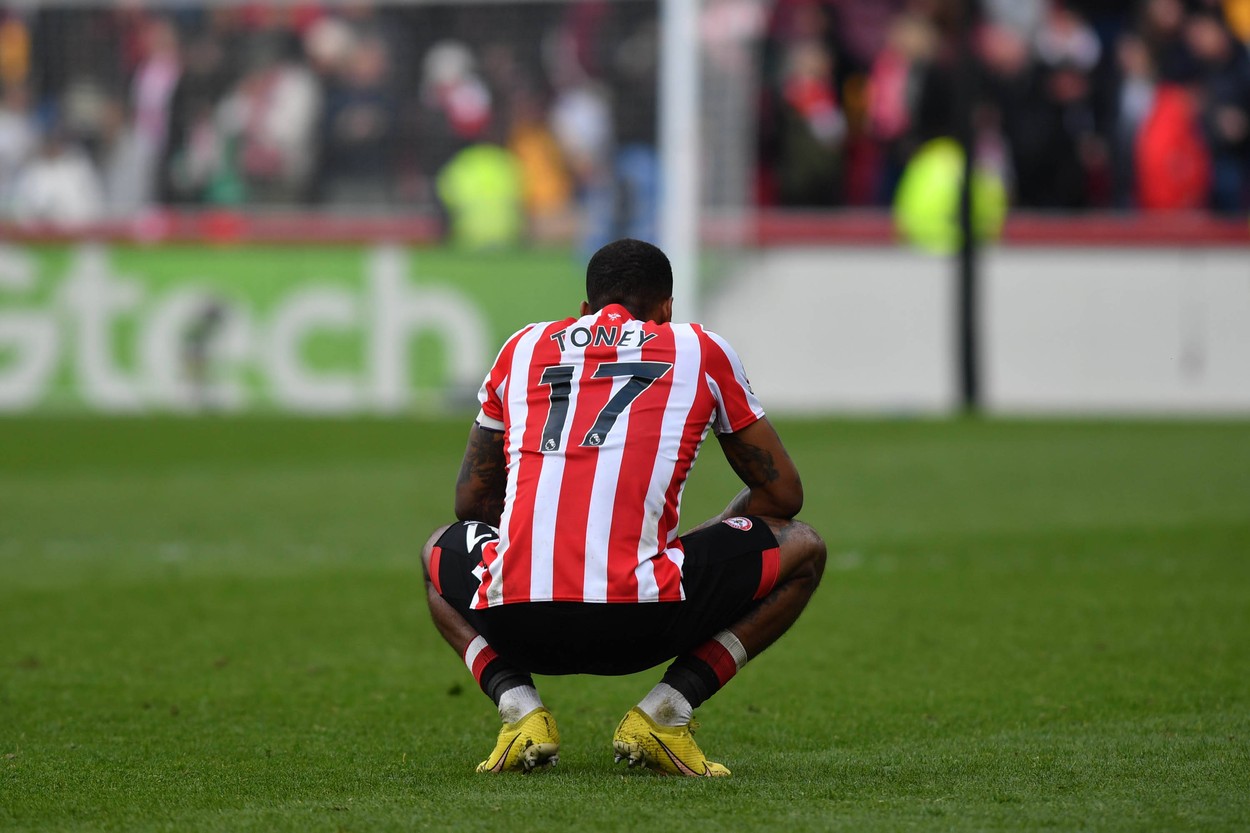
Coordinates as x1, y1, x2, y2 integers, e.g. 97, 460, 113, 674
3, 0, 1249, 418
2, 1, 1248, 831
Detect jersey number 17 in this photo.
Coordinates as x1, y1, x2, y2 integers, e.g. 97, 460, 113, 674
538, 361, 673, 453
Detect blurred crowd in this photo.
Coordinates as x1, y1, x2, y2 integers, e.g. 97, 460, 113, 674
0, 0, 1248, 244
0, 1, 659, 249
762, 0, 1250, 212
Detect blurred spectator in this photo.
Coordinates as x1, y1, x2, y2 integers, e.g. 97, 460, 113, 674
548, 30, 614, 255
98, 95, 148, 214
1016, 5, 1106, 208
758, 0, 835, 205
305, 14, 357, 77
1185, 12, 1250, 212
775, 38, 846, 205
1140, 0, 1194, 83
10, 127, 105, 227
419, 40, 493, 177
216, 32, 321, 203
436, 143, 524, 249
318, 33, 398, 205
60, 77, 113, 155
866, 13, 938, 201
701, 0, 768, 215
1034, 3, 1102, 73
1020, 61, 1101, 208
8, 0, 1250, 221
0, 12, 31, 88
1136, 83, 1211, 210
507, 87, 576, 243
130, 16, 182, 209
606, 9, 660, 244
548, 2, 661, 248
164, 33, 233, 204
0, 83, 37, 212
1111, 32, 1157, 207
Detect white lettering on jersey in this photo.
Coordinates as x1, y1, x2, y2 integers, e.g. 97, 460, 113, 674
464, 522, 495, 553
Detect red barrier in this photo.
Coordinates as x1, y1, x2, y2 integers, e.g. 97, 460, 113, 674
0, 210, 443, 246
748, 210, 1250, 246
2, 209, 1246, 247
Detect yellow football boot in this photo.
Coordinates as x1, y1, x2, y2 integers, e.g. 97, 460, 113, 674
612, 707, 730, 777
476, 707, 560, 773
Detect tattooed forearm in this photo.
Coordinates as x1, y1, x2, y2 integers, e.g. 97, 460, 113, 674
456, 429, 505, 488
714, 418, 803, 520
455, 427, 507, 525
720, 433, 780, 488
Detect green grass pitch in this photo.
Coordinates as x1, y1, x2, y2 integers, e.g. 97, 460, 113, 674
2, 417, 1248, 831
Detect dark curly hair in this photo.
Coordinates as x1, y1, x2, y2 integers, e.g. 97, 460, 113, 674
585, 238, 673, 318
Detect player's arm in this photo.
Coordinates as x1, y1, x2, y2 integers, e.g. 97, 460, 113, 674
713, 416, 804, 522
454, 423, 507, 527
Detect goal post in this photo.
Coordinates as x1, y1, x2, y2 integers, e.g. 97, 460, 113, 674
658, 0, 700, 323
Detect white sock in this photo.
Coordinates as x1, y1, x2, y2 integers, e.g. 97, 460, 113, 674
637, 682, 693, 727
714, 629, 750, 670
498, 684, 543, 724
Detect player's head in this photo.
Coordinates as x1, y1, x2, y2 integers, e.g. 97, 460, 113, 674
584, 239, 674, 323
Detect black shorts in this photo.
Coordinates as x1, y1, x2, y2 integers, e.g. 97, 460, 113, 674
429, 518, 781, 676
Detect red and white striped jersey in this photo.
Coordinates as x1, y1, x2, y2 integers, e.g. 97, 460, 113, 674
471, 303, 765, 608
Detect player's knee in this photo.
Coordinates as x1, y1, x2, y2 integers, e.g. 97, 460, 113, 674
421, 524, 453, 574
808, 529, 827, 588
774, 519, 826, 588
790, 520, 827, 588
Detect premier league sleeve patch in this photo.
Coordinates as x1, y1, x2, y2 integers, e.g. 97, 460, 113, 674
722, 517, 753, 532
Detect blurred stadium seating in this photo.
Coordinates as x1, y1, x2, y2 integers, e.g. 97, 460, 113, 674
2, 0, 1249, 234
1, 1, 1248, 416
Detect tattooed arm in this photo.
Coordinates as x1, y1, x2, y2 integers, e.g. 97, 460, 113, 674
713, 417, 804, 522
454, 423, 508, 526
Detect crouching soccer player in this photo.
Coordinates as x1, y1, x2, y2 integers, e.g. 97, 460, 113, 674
421, 238, 826, 776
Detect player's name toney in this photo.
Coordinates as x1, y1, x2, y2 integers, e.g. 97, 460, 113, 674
550, 325, 660, 352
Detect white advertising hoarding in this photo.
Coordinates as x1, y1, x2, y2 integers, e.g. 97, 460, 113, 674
706, 246, 1250, 415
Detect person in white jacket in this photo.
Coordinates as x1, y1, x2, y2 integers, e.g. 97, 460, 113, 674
10, 129, 104, 228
